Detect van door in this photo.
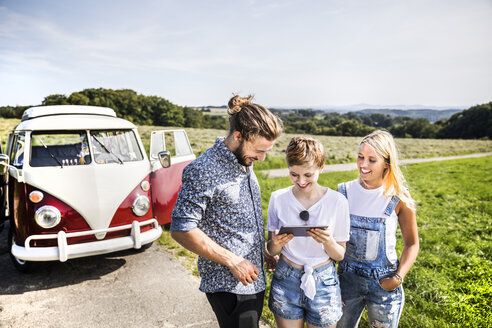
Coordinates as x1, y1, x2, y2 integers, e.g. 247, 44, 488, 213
7, 133, 25, 219
0, 138, 6, 226
149, 130, 195, 225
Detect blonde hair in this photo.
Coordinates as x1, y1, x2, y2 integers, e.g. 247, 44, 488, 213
227, 94, 283, 141
286, 136, 325, 168
359, 130, 415, 209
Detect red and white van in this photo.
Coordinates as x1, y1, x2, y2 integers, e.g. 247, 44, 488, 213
0, 105, 195, 272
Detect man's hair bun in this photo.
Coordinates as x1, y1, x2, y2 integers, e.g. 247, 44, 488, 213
227, 94, 254, 115
225, 93, 283, 141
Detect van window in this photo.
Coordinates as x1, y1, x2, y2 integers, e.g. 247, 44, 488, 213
90, 130, 143, 164
150, 130, 193, 159
12, 134, 25, 167
30, 132, 91, 167
174, 130, 193, 156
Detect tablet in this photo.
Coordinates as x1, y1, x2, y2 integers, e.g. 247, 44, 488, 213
278, 225, 328, 237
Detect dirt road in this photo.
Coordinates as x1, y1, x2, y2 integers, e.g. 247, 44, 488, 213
0, 220, 220, 328
261, 152, 492, 178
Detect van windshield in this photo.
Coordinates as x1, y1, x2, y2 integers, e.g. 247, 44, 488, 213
30, 131, 91, 167
90, 130, 143, 164
30, 130, 144, 167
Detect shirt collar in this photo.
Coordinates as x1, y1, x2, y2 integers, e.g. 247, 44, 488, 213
213, 137, 251, 175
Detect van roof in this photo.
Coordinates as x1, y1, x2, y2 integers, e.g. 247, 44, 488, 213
16, 106, 136, 131
22, 105, 117, 121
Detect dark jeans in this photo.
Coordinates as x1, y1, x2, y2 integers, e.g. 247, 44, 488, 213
206, 291, 265, 328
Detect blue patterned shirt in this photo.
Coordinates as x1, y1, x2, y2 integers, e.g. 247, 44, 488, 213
171, 137, 266, 294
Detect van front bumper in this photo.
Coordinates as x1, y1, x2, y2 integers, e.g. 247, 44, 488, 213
11, 219, 162, 262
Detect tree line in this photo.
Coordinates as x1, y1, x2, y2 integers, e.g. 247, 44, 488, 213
0, 89, 227, 130
0, 88, 490, 139
272, 104, 491, 139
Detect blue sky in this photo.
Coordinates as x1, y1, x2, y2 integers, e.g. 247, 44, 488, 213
1, 0, 491, 108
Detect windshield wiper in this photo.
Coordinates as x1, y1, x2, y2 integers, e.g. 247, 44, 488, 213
36, 136, 64, 167
92, 135, 123, 164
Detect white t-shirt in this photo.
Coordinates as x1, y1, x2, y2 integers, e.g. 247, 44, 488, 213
344, 179, 399, 263
267, 186, 350, 267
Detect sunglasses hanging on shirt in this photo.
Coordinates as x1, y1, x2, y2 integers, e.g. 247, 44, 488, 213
299, 210, 309, 223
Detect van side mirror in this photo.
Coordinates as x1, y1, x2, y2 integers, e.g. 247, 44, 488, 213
0, 154, 9, 175
158, 151, 171, 168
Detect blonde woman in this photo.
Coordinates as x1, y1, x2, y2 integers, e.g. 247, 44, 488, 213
267, 136, 350, 328
337, 130, 419, 328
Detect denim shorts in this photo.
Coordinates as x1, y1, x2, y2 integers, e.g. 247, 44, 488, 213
268, 257, 343, 327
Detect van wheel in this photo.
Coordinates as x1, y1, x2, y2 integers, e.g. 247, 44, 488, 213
8, 228, 36, 273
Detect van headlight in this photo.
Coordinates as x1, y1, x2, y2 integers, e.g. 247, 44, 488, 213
132, 195, 150, 216
35, 206, 62, 228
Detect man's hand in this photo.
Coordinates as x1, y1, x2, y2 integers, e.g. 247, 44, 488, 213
229, 257, 260, 286
171, 229, 260, 286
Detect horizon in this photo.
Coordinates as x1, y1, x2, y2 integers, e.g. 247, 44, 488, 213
0, 86, 474, 111
196, 103, 467, 110
0, 97, 470, 111
0, 91, 472, 112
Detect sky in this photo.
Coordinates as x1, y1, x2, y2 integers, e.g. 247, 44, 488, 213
0, 0, 491, 109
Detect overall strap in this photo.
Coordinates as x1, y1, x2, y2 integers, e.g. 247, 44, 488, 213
337, 182, 348, 199
383, 195, 400, 216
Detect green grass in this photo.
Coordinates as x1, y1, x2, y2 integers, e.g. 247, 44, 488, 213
258, 156, 492, 327
155, 154, 491, 327
0, 118, 21, 150
398, 157, 492, 328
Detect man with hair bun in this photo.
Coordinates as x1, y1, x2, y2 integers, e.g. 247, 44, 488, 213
171, 94, 283, 328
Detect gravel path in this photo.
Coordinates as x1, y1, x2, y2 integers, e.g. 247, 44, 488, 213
261, 152, 492, 178
0, 221, 269, 328
0, 221, 218, 328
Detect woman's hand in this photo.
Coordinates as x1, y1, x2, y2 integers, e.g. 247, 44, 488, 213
270, 230, 294, 248
379, 275, 402, 291
307, 228, 346, 262
307, 227, 333, 245
266, 230, 294, 259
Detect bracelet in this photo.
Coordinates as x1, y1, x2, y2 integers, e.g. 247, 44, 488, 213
394, 273, 404, 284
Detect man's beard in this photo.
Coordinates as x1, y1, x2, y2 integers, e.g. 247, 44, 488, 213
233, 141, 253, 167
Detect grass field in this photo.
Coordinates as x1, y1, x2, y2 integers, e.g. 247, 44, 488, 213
258, 156, 492, 327
159, 156, 491, 327
1, 118, 490, 168
139, 125, 492, 169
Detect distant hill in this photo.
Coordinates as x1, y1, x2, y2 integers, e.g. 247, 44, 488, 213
355, 108, 462, 122
263, 105, 465, 122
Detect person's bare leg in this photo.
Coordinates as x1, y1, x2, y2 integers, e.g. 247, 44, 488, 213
307, 323, 336, 328
274, 315, 305, 328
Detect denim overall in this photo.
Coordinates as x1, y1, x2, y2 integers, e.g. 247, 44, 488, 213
336, 182, 404, 328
